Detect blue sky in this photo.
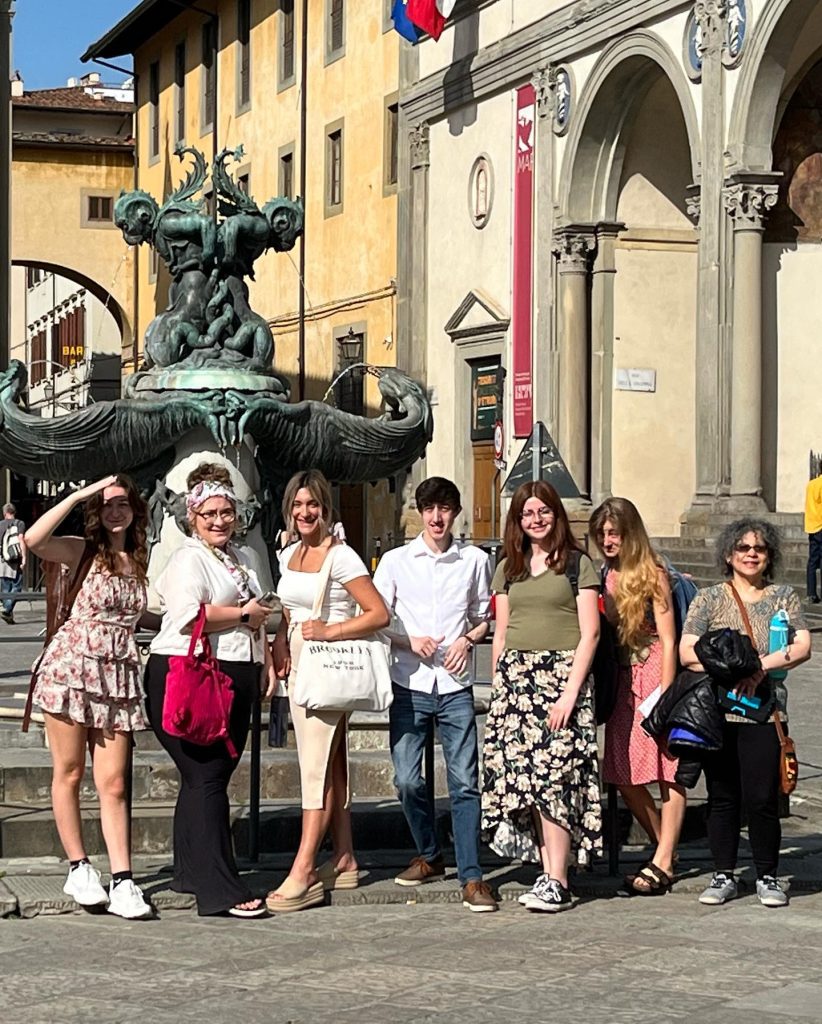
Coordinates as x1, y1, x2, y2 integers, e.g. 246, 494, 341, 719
12, 0, 137, 90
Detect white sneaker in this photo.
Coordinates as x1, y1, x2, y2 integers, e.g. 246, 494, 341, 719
63, 862, 109, 907
107, 879, 153, 919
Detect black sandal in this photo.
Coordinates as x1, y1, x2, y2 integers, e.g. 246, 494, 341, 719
629, 862, 672, 896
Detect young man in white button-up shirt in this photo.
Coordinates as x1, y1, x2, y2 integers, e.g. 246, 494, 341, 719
373, 477, 496, 912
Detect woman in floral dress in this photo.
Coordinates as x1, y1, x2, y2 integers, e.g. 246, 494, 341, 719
483, 481, 602, 913
27, 474, 152, 919
590, 497, 685, 896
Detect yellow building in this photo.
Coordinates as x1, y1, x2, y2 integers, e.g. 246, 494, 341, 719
84, 0, 401, 554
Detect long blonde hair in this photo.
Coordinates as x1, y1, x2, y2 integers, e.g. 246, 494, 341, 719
589, 497, 668, 650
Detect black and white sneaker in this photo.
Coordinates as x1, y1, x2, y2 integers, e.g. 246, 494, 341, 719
526, 878, 574, 913
518, 873, 551, 906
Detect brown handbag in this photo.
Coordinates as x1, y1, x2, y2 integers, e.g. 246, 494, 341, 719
22, 544, 96, 732
726, 582, 799, 795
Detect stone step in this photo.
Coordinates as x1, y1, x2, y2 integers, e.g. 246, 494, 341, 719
677, 522, 808, 542
658, 534, 811, 555
0, 793, 711, 859
0, 745, 459, 805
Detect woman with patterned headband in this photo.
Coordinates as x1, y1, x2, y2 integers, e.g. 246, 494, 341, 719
144, 462, 276, 918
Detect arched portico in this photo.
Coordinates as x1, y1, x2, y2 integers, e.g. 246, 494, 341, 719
552, 34, 699, 531
11, 259, 132, 350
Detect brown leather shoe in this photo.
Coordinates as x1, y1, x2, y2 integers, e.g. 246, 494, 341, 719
462, 880, 498, 913
394, 856, 445, 887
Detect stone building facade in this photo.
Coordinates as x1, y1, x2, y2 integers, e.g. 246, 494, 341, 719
397, 0, 822, 538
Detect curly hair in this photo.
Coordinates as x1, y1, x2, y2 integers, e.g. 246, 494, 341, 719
83, 474, 149, 582
186, 462, 233, 490
501, 481, 582, 583
589, 497, 668, 650
715, 518, 782, 581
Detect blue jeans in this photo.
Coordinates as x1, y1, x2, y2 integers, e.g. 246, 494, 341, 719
389, 684, 482, 884
1, 572, 22, 615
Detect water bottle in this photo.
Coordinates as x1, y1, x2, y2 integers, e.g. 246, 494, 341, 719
768, 609, 790, 682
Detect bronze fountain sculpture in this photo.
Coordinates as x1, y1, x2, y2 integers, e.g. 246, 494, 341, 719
0, 146, 432, 582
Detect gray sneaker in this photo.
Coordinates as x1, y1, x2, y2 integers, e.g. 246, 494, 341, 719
756, 875, 789, 908
698, 872, 737, 905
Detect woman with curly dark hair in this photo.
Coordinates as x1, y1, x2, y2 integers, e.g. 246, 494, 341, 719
26, 474, 152, 919
680, 518, 811, 908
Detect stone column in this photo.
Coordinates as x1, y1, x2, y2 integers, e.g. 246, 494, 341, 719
532, 67, 558, 435
692, 0, 728, 505
723, 175, 779, 506
590, 222, 623, 505
553, 227, 595, 498
406, 122, 430, 387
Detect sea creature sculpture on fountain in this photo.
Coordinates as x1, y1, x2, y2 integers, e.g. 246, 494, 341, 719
0, 143, 432, 581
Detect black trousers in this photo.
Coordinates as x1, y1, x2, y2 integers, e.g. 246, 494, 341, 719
703, 719, 781, 879
807, 531, 822, 598
144, 653, 258, 915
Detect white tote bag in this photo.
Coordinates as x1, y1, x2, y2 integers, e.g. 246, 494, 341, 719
292, 548, 393, 713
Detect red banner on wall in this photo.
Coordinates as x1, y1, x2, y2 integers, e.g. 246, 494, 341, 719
512, 84, 535, 437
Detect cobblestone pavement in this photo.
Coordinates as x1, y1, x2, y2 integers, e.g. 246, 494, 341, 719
2, 892, 822, 1024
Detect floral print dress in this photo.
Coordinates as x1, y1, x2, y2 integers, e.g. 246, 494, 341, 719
482, 648, 603, 865
33, 564, 148, 733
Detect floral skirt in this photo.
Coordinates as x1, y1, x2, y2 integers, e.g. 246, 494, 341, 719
481, 649, 602, 865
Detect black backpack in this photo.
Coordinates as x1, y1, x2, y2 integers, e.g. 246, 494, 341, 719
565, 550, 619, 725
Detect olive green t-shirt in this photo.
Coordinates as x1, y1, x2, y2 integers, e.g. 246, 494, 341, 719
492, 554, 599, 652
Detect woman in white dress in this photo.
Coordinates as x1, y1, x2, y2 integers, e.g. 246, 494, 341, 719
266, 469, 389, 913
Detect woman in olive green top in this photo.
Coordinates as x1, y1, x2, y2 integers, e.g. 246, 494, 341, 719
482, 481, 602, 913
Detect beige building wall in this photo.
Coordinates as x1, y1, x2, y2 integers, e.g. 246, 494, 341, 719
763, 243, 822, 513
11, 146, 135, 350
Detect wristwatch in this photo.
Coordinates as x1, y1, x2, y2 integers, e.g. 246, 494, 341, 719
240, 610, 250, 625
463, 636, 475, 650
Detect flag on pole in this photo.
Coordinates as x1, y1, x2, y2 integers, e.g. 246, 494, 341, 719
406, 0, 456, 42
391, 0, 424, 44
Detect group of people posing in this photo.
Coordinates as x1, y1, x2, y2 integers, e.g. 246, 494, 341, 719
25, 463, 811, 918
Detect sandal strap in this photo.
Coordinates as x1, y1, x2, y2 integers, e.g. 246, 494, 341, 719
636, 863, 672, 887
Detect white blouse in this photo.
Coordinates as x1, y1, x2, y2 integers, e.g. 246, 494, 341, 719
150, 538, 266, 662
278, 542, 369, 625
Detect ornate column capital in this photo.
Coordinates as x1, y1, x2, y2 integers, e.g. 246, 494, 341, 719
532, 66, 556, 121
409, 122, 430, 170
694, 0, 728, 58
553, 228, 595, 273
723, 177, 780, 231
685, 184, 701, 226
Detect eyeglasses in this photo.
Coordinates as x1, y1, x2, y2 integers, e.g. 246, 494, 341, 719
196, 510, 236, 524
520, 508, 554, 522
734, 543, 767, 555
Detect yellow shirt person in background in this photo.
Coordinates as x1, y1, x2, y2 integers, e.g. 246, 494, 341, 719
804, 474, 822, 603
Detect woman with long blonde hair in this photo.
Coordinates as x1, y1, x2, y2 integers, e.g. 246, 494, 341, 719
590, 497, 686, 895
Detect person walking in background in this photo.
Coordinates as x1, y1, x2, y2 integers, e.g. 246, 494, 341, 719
145, 462, 275, 918
804, 470, 822, 603
0, 502, 27, 624
590, 497, 686, 896
483, 481, 602, 913
680, 519, 811, 908
26, 475, 152, 919
373, 477, 496, 913
268, 469, 389, 913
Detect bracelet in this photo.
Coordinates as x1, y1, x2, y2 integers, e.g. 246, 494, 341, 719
463, 636, 474, 650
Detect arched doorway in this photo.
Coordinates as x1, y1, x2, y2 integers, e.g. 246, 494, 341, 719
558, 36, 700, 534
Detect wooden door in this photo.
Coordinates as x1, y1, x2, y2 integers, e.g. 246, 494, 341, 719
472, 442, 501, 540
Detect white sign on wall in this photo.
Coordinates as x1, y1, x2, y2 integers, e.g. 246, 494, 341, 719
615, 368, 657, 393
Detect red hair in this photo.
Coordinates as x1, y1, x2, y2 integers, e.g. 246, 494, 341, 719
501, 481, 582, 583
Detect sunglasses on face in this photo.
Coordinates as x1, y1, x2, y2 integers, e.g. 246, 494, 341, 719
734, 543, 767, 555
